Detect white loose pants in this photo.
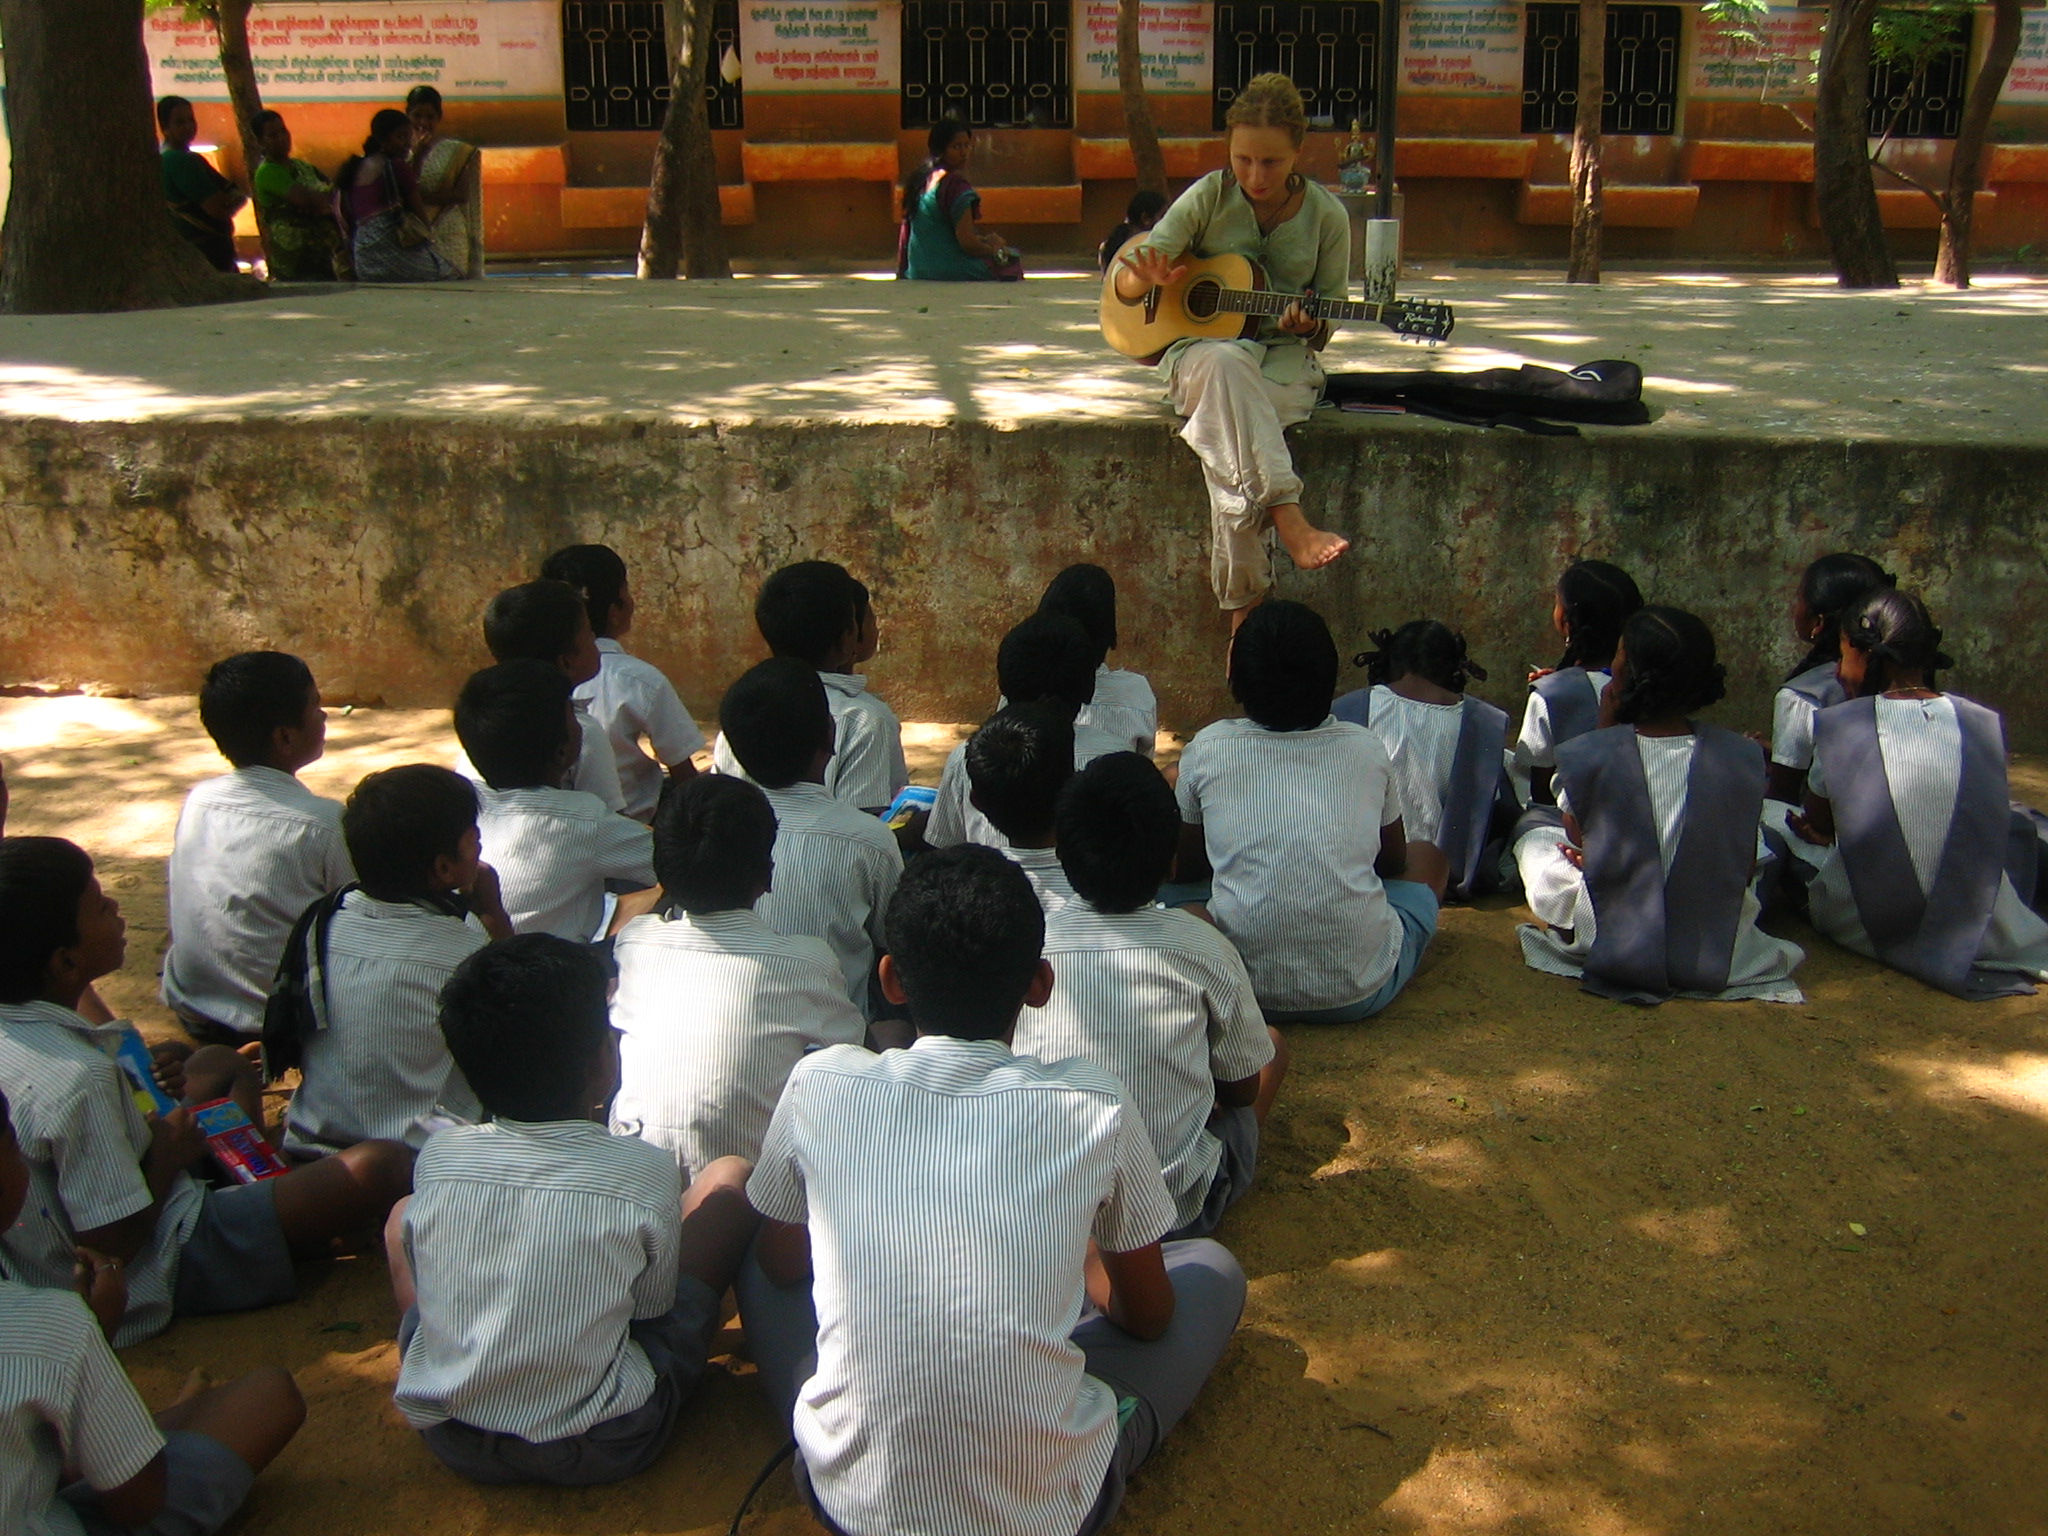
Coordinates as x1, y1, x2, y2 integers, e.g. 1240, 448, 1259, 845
1166, 339, 1321, 611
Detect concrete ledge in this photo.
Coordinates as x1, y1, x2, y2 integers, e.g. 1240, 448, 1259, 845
1516, 183, 1702, 227
974, 185, 1086, 223
1681, 139, 1814, 184
479, 145, 569, 187
558, 184, 756, 228
1989, 144, 2048, 183
1801, 187, 1997, 230
1396, 137, 1536, 180
741, 140, 897, 182
1075, 137, 1226, 179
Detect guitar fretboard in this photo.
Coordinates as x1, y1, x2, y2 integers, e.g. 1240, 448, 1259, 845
1213, 289, 1389, 324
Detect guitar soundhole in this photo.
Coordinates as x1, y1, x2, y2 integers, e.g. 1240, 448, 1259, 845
1184, 279, 1221, 321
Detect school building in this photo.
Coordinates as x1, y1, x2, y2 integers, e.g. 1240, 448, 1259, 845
149, 0, 2048, 265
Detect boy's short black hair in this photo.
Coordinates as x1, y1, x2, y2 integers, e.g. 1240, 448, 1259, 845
964, 704, 1073, 843
539, 545, 630, 639
653, 773, 777, 912
1230, 601, 1339, 732
0, 837, 95, 1006
483, 579, 588, 665
997, 614, 1096, 719
453, 661, 574, 791
1037, 564, 1117, 663
438, 935, 613, 1122
198, 651, 317, 769
719, 658, 834, 790
884, 844, 1044, 1040
343, 765, 480, 901
1055, 752, 1178, 913
156, 95, 191, 130
755, 561, 862, 667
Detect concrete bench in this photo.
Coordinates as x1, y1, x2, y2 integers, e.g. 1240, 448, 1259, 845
1516, 183, 1701, 227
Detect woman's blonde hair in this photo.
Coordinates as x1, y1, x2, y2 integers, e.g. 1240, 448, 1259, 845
1225, 72, 1308, 147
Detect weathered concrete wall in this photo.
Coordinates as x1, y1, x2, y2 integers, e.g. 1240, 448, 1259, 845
4, 416, 2046, 748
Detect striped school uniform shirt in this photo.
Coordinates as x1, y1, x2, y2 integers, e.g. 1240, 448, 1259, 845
1175, 716, 1405, 1014
1354, 684, 1463, 843
474, 784, 655, 940
161, 766, 354, 1035
1002, 845, 1076, 915
748, 1036, 1175, 1536
711, 671, 910, 814
579, 640, 707, 821
610, 908, 864, 1175
395, 1118, 683, 1441
1079, 665, 1159, 758
1017, 901, 1274, 1231
1514, 671, 1609, 772
926, 721, 1130, 850
281, 893, 489, 1156
755, 781, 904, 1010
0, 1002, 204, 1348
0, 1281, 166, 1536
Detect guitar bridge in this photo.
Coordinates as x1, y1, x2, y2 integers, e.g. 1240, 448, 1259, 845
1144, 286, 1162, 324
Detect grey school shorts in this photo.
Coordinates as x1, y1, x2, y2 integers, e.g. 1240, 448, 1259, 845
1165, 1105, 1259, 1242
407, 1273, 722, 1486
65, 1430, 254, 1536
174, 1178, 297, 1318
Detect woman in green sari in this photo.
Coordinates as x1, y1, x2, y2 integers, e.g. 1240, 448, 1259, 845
897, 120, 1022, 282
406, 86, 484, 279
251, 110, 342, 282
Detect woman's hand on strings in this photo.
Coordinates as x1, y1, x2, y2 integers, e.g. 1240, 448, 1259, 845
1115, 245, 1186, 301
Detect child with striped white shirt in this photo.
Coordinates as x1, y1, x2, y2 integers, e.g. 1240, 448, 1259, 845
543, 544, 707, 822
273, 766, 514, 1158
610, 773, 863, 1175
737, 846, 1247, 1536
389, 935, 759, 1485
1764, 552, 1894, 805
1514, 559, 1643, 808
0, 1088, 307, 1536
719, 657, 902, 1013
478, 578, 629, 813
1175, 602, 1450, 1023
1017, 752, 1285, 1239
454, 662, 656, 941
1036, 563, 1160, 757
966, 702, 1080, 913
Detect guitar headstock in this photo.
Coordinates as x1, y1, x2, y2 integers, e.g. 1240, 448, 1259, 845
1383, 298, 1455, 342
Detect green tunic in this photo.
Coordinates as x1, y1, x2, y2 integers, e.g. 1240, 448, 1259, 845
1133, 171, 1352, 387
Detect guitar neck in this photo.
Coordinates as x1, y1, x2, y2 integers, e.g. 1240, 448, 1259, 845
1214, 289, 1387, 325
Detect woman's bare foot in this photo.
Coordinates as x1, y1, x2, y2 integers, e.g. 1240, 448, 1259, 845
1269, 503, 1350, 571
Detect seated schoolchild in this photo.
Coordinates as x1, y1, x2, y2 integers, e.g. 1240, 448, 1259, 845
479, 578, 627, 813
1765, 552, 1895, 804
389, 934, 759, 1485
453, 662, 656, 941
713, 561, 909, 815
1514, 560, 1643, 807
1175, 602, 1449, 1023
966, 702, 1080, 913
929, 613, 1131, 849
719, 658, 902, 1012
736, 845, 1248, 1536
0, 1087, 308, 1536
1016, 752, 1284, 1240
1334, 621, 1511, 902
163, 651, 354, 1043
541, 543, 705, 822
1512, 608, 1805, 1004
611, 773, 863, 1175
1037, 563, 1159, 757
0, 837, 414, 1346
274, 765, 514, 1157
1778, 590, 2048, 997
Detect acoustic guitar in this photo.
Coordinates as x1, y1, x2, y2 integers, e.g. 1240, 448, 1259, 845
1099, 239, 1455, 362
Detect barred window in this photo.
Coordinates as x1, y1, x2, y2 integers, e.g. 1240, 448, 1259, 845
901, 0, 1073, 130
1212, 1, 1380, 133
1521, 3, 1681, 136
563, 0, 744, 133
1867, 11, 1972, 139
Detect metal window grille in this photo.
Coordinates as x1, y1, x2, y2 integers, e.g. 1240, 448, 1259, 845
563, 0, 744, 132
901, 0, 1072, 130
1211, 3, 1379, 133
1867, 13, 1972, 139
1521, 3, 1681, 135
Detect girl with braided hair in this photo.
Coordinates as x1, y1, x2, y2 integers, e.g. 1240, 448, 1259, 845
1514, 559, 1644, 806
1780, 591, 2048, 997
1767, 552, 1896, 804
1333, 621, 1511, 901
1514, 607, 1805, 1004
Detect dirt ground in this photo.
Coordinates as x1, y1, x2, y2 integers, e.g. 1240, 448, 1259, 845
5, 692, 2047, 1536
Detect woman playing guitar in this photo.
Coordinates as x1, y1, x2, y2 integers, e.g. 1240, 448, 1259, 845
1113, 73, 1351, 627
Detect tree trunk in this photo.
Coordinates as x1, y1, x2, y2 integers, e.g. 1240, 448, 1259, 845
1814, 0, 1897, 288
639, 0, 730, 280
0, 0, 259, 312
204, 0, 271, 263
1566, 0, 1604, 283
1118, 0, 1167, 195
1934, 0, 2023, 288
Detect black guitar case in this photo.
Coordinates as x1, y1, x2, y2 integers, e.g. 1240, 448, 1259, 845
1322, 359, 1651, 436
